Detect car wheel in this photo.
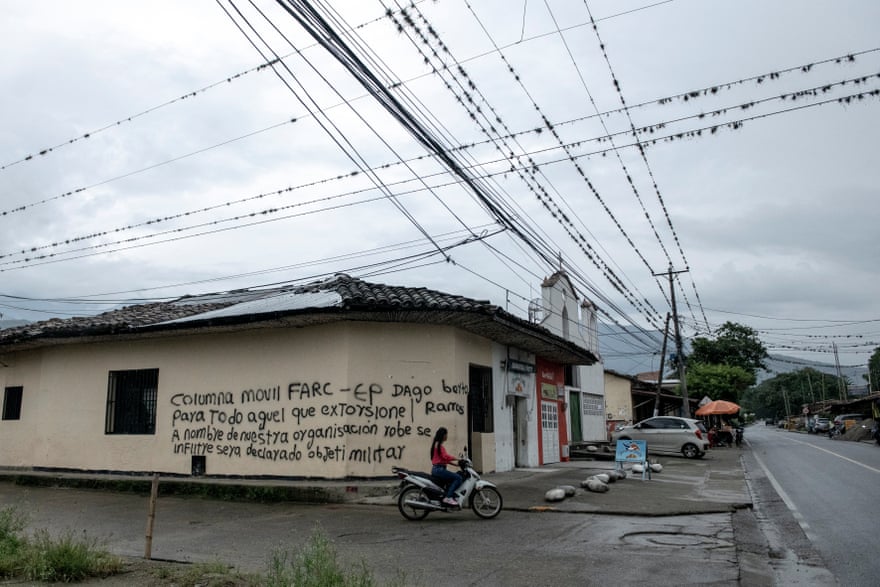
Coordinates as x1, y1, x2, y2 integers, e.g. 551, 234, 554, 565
681, 443, 700, 459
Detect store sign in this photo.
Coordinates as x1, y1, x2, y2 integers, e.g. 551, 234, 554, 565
541, 382, 557, 400
505, 359, 535, 373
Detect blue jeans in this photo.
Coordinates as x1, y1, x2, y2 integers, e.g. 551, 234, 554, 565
432, 465, 462, 498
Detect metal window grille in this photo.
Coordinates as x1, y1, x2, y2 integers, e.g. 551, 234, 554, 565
581, 393, 605, 417
469, 366, 494, 433
105, 369, 158, 435
2, 386, 23, 420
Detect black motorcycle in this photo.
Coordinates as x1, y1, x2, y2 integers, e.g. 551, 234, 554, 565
734, 426, 744, 447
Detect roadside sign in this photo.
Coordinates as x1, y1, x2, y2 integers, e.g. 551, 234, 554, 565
615, 439, 650, 480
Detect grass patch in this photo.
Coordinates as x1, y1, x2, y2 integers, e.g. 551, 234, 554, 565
0, 506, 28, 577
19, 528, 122, 582
151, 560, 262, 586
1, 505, 411, 586
0, 506, 122, 582
266, 529, 406, 587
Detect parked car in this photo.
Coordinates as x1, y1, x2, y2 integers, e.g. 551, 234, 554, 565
831, 413, 866, 434
812, 417, 831, 433
611, 416, 709, 459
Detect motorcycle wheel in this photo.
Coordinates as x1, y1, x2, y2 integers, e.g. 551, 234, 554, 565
397, 486, 431, 521
470, 486, 503, 519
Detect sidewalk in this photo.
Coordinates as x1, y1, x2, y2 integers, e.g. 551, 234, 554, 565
0, 445, 751, 516
473, 445, 750, 515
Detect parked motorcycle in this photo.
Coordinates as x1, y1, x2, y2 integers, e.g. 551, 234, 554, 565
734, 426, 744, 447
391, 456, 503, 520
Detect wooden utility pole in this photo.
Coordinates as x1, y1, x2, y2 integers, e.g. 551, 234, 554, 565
654, 266, 691, 418
832, 342, 846, 400
145, 473, 159, 559
652, 313, 671, 417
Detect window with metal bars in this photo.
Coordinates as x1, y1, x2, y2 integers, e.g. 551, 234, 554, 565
468, 365, 494, 433
2, 386, 22, 420
105, 369, 159, 435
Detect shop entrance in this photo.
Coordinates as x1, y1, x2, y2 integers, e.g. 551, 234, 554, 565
541, 401, 560, 464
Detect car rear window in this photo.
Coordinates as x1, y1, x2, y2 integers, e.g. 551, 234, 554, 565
696, 422, 708, 433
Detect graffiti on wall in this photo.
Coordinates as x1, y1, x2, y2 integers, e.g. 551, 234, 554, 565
169, 379, 469, 464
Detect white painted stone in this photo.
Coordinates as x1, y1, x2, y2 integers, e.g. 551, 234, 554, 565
594, 473, 612, 484
545, 487, 566, 502
585, 478, 609, 493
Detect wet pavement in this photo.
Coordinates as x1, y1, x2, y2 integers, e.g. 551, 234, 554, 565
1, 444, 750, 516
0, 444, 835, 585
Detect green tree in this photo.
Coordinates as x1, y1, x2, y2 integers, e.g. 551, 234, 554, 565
686, 363, 753, 403
741, 367, 843, 420
866, 346, 880, 392
689, 322, 768, 378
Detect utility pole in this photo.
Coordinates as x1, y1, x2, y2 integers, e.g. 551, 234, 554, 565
833, 342, 846, 400
654, 266, 691, 418
652, 313, 671, 418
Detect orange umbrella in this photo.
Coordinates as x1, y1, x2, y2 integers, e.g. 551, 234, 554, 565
695, 399, 741, 416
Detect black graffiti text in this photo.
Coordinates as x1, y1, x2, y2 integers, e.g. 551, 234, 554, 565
240, 386, 281, 403
424, 400, 465, 415
347, 444, 405, 463
383, 420, 412, 437
391, 384, 431, 403
287, 381, 332, 400
247, 444, 302, 461
319, 402, 406, 420
247, 408, 285, 430
441, 380, 469, 395
230, 428, 289, 445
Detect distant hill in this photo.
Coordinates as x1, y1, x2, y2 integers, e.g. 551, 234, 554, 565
759, 354, 868, 388
598, 323, 868, 389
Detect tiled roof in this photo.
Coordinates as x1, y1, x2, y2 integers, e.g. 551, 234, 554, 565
0, 274, 598, 364
0, 300, 234, 343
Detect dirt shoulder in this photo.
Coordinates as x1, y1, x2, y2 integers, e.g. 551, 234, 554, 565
44, 556, 261, 586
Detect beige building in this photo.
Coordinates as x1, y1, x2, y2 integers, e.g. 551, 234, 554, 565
603, 370, 637, 439
0, 275, 597, 479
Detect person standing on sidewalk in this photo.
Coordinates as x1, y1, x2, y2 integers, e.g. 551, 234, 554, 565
430, 427, 462, 506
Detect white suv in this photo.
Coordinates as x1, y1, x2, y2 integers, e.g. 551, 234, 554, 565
612, 416, 709, 459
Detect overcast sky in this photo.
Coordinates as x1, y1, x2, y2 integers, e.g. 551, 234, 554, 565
1, 0, 878, 373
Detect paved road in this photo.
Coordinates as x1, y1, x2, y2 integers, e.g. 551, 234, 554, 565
0, 441, 839, 585
746, 425, 880, 586
3, 483, 743, 585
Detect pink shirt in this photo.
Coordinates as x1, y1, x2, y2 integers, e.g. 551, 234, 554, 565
431, 444, 457, 466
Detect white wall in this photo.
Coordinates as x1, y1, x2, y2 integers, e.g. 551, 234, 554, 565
539, 273, 607, 443
491, 343, 537, 471
0, 322, 493, 479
